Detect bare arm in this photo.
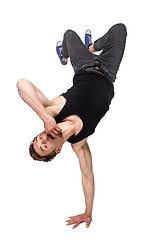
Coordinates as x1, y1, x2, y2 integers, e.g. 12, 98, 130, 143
17, 78, 51, 120
16, 78, 61, 137
66, 139, 94, 229
76, 142, 94, 216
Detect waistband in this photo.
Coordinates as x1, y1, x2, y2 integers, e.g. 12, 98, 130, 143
82, 66, 115, 84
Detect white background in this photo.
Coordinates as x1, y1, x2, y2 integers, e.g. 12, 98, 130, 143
0, 0, 160, 239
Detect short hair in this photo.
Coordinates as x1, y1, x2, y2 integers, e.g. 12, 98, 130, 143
29, 138, 57, 162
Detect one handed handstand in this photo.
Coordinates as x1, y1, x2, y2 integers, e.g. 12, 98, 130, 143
17, 24, 127, 228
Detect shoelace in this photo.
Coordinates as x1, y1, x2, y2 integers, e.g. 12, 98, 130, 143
87, 34, 92, 44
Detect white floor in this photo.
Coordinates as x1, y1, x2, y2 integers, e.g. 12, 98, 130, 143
0, 0, 160, 239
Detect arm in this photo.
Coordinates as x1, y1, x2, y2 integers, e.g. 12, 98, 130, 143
76, 141, 94, 216
66, 139, 94, 229
16, 78, 61, 137
17, 78, 51, 121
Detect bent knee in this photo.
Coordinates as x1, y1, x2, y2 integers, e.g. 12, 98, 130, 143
64, 29, 76, 38
116, 23, 127, 35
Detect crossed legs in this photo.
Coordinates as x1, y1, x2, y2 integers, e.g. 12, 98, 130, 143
62, 43, 95, 63
61, 24, 127, 78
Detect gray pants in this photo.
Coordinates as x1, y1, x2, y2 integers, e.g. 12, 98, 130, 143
62, 23, 127, 81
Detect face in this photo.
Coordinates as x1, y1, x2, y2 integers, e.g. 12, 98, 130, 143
33, 131, 62, 157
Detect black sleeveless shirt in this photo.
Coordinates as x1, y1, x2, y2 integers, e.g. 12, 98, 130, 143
54, 70, 114, 144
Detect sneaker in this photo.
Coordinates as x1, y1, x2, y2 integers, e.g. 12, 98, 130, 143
56, 41, 67, 65
85, 29, 92, 49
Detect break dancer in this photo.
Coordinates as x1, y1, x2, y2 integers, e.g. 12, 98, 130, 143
16, 23, 127, 229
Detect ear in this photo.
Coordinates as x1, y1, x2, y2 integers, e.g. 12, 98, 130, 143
56, 146, 62, 154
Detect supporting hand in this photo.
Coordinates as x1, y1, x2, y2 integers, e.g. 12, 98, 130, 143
43, 115, 62, 138
66, 213, 92, 229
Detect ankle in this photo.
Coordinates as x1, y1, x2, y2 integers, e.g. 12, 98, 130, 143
89, 44, 96, 53
62, 57, 68, 63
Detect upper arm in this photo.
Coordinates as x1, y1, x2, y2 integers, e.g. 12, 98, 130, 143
72, 138, 93, 174
71, 137, 88, 152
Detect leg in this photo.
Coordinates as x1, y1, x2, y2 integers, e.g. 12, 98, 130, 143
62, 30, 96, 73
91, 23, 127, 79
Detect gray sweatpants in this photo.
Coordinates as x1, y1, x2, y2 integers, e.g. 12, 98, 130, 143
62, 23, 127, 81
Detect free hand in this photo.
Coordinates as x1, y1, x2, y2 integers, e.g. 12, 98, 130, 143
43, 115, 62, 138
66, 213, 92, 229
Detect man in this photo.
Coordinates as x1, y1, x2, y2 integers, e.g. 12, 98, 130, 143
16, 23, 127, 229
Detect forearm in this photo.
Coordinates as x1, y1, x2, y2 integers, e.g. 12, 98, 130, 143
73, 141, 94, 217
17, 79, 49, 122
82, 172, 95, 216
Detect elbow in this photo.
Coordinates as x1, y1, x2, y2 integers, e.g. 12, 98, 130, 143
82, 170, 94, 181
16, 78, 27, 90
16, 78, 23, 89
82, 172, 94, 186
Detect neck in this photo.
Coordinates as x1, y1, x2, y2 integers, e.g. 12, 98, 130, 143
57, 121, 76, 143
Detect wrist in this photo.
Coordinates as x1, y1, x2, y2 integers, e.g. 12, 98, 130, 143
85, 210, 92, 217
40, 113, 52, 123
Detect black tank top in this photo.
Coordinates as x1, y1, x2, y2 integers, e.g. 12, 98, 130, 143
54, 70, 114, 144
